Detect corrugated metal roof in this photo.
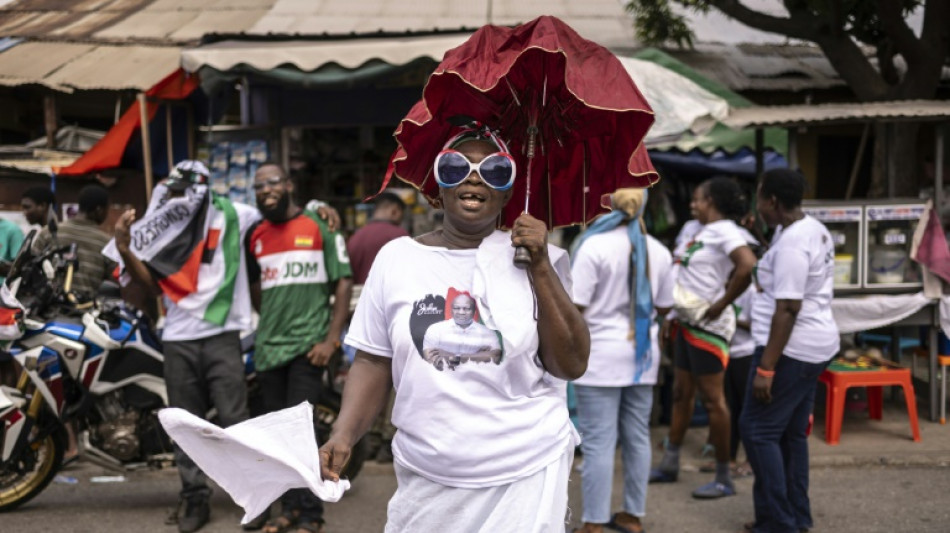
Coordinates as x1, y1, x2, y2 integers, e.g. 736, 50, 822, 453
44, 44, 181, 90
667, 44, 846, 92
722, 100, 950, 129
0, 40, 180, 91
0, 41, 94, 90
246, 0, 636, 47
0, 0, 155, 39
0, 0, 275, 43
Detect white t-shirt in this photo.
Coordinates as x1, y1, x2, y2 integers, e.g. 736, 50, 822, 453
674, 219, 703, 256
730, 285, 755, 359
674, 219, 747, 303
344, 237, 576, 489
571, 229, 673, 387
161, 202, 260, 342
751, 216, 840, 363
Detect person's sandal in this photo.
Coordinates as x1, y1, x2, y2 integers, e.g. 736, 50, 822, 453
293, 521, 325, 533
262, 515, 295, 533
606, 512, 645, 533
648, 467, 678, 483
691, 481, 736, 499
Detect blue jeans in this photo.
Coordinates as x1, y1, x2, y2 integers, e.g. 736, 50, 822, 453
575, 384, 653, 523
739, 348, 828, 533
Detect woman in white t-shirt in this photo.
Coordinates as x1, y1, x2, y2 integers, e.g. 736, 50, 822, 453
650, 177, 756, 500
740, 168, 839, 533
570, 189, 674, 533
320, 125, 590, 532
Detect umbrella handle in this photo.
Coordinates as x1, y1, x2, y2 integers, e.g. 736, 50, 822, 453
513, 246, 532, 267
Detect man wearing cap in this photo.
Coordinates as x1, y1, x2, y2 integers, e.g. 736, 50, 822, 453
110, 161, 339, 533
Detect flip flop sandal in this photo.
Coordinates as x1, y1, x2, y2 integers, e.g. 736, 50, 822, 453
262, 516, 295, 533
648, 467, 678, 483
691, 481, 736, 499
293, 521, 325, 533
606, 512, 646, 533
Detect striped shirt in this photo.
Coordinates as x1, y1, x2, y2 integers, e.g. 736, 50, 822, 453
33, 218, 115, 300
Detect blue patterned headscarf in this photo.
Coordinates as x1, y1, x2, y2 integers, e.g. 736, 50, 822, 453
571, 189, 652, 381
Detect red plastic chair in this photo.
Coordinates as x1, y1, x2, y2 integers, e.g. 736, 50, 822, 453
818, 366, 921, 445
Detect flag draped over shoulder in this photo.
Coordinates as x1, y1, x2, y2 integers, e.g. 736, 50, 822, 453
103, 184, 242, 326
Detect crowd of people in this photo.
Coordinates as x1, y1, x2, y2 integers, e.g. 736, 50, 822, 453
2, 139, 840, 533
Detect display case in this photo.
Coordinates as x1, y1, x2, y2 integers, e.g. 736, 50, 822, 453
863, 203, 926, 290
802, 202, 864, 290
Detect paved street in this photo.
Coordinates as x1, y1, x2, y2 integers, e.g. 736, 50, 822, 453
3, 403, 949, 532
4, 455, 949, 532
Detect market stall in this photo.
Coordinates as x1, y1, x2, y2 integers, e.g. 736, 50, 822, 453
801, 199, 949, 421
720, 101, 950, 421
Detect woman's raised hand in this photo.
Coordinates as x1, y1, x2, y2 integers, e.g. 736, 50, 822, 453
511, 213, 549, 268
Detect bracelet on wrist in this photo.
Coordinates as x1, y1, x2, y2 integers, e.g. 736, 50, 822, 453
756, 366, 775, 378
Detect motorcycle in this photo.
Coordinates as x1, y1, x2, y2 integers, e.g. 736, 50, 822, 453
0, 231, 364, 512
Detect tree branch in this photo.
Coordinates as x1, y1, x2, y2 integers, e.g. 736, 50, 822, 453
875, 39, 901, 86
918, 0, 950, 61
811, 31, 891, 100
708, 0, 815, 40
876, 0, 926, 66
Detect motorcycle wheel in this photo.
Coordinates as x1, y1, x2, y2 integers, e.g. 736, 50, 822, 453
0, 422, 66, 512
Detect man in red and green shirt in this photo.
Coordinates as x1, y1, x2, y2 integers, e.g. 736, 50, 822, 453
246, 163, 352, 533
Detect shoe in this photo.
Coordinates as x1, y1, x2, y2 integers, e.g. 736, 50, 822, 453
243, 508, 270, 531
606, 512, 646, 533
691, 481, 736, 499
178, 499, 210, 533
648, 467, 678, 483
375, 440, 393, 463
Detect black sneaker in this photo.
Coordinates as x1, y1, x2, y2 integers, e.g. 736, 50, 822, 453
375, 440, 393, 464
178, 499, 210, 533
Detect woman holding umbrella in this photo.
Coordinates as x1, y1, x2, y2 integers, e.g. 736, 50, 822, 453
320, 125, 590, 531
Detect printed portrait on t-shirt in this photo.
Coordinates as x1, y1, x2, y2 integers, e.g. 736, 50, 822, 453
409, 288, 503, 372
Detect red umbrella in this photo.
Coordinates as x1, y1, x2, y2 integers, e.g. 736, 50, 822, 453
385, 15, 658, 231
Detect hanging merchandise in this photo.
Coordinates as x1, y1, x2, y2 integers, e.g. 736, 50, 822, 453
205, 140, 270, 205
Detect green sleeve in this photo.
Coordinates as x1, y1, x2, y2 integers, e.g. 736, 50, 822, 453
3, 224, 24, 262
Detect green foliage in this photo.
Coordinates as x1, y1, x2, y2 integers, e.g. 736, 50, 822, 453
625, 0, 924, 48
625, 0, 710, 48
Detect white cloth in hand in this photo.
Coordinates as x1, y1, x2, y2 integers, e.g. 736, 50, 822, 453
158, 402, 350, 524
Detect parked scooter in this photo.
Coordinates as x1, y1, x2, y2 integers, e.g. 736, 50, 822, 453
0, 231, 364, 512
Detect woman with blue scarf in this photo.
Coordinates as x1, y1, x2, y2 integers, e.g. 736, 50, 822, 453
570, 189, 675, 533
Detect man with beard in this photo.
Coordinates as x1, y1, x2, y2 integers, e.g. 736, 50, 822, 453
245, 163, 352, 533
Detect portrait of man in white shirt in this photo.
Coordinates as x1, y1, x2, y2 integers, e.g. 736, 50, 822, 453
421, 293, 502, 371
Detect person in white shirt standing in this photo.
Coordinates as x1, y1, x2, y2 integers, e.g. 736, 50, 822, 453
570, 189, 674, 533
740, 168, 839, 533
320, 126, 589, 532
650, 177, 756, 500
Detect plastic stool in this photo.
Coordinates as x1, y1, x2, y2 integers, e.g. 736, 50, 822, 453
940, 355, 950, 425
818, 367, 922, 445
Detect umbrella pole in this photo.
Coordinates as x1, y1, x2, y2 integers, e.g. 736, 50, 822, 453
513, 127, 538, 267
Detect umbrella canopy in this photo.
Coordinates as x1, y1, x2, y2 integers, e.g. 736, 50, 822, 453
388, 15, 658, 229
